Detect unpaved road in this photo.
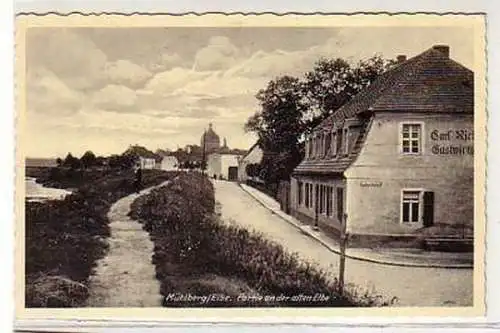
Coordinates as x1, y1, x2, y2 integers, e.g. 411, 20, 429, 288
87, 182, 168, 307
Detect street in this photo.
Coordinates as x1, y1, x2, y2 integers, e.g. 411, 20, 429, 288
214, 181, 473, 307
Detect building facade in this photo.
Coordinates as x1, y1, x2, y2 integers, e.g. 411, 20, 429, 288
238, 142, 264, 182
160, 156, 179, 171
290, 45, 474, 247
207, 153, 242, 180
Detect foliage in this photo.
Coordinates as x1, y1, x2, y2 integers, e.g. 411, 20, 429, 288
245, 163, 261, 178
130, 173, 389, 307
301, 56, 396, 129
62, 153, 81, 169
80, 150, 97, 169
25, 168, 175, 307
244, 55, 396, 185
245, 76, 306, 185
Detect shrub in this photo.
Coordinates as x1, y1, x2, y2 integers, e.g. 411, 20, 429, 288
25, 168, 175, 307
130, 173, 389, 307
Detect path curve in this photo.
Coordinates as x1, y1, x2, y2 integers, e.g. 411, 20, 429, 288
87, 181, 169, 307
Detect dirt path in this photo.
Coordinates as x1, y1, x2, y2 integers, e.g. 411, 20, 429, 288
87, 181, 169, 307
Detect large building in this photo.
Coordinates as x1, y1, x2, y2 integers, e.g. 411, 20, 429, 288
290, 45, 474, 247
200, 123, 221, 154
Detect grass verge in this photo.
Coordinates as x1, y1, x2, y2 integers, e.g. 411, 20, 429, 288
130, 172, 390, 307
25, 168, 175, 307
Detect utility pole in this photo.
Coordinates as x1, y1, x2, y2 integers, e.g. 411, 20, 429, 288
339, 212, 348, 296
201, 130, 207, 175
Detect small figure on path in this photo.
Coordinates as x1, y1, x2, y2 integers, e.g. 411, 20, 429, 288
134, 162, 142, 194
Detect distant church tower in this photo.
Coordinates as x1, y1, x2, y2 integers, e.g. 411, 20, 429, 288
200, 123, 221, 153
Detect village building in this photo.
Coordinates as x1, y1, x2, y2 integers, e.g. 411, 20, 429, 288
290, 45, 474, 247
238, 142, 264, 182
207, 153, 241, 181
160, 155, 179, 171
125, 145, 162, 169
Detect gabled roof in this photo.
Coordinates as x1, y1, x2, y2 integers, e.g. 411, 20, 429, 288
294, 45, 474, 176
317, 45, 473, 130
240, 141, 262, 161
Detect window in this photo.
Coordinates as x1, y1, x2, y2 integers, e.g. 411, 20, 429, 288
298, 181, 303, 205
309, 183, 313, 208
336, 187, 344, 222
331, 132, 337, 156
325, 133, 332, 156
304, 183, 310, 207
401, 124, 422, 154
308, 139, 313, 158
401, 191, 421, 223
319, 185, 325, 214
326, 186, 333, 216
336, 129, 342, 157
343, 128, 349, 155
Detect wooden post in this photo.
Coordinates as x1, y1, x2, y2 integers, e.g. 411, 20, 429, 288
338, 213, 348, 295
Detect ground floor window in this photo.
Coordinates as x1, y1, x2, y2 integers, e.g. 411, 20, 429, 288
297, 181, 303, 205
401, 190, 421, 223
326, 186, 333, 216
401, 189, 435, 226
319, 185, 325, 214
336, 187, 344, 222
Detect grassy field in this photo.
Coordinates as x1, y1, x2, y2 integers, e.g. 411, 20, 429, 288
130, 173, 389, 307
25, 167, 174, 307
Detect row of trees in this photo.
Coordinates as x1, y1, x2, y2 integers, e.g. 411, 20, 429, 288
56, 151, 105, 169
245, 55, 396, 190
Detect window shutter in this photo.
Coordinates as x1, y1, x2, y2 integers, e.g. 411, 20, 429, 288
423, 191, 435, 227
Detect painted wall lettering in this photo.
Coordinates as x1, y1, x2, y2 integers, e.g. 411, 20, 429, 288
430, 129, 474, 155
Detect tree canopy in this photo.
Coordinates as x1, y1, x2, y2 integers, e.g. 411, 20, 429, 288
245, 55, 396, 188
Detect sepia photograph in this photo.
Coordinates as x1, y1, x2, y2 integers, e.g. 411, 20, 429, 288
15, 13, 486, 318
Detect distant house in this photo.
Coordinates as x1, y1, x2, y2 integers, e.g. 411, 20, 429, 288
124, 145, 162, 169
139, 157, 157, 169
290, 45, 474, 246
238, 142, 264, 182
160, 156, 179, 171
207, 153, 242, 181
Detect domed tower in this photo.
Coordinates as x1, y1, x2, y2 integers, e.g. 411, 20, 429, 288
200, 123, 221, 153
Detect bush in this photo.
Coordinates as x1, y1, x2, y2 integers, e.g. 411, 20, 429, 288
130, 173, 389, 307
25, 168, 175, 307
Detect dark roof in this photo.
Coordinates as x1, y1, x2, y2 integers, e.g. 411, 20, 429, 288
318, 45, 473, 130
294, 45, 474, 176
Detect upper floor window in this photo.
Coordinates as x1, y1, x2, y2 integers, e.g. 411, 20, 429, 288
401, 123, 422, 154
343, 128, 349, 155
324, 132, 332, 156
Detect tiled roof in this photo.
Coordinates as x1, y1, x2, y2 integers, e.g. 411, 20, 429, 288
293, 45, 474, 176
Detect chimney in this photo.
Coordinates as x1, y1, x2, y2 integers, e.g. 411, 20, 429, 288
397, 55, 407, 63
432, 45, 450, 58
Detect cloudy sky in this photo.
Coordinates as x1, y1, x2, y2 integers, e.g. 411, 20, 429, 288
25, 26, 474, 158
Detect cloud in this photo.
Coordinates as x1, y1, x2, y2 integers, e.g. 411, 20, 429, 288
26, 67, 84, 116
105, 59, 153, 88
91, 84, 138, 112
143, 67, 214, 95
27, 28, 108, 90
148, 52, 185, 72
193, 36, 240, 71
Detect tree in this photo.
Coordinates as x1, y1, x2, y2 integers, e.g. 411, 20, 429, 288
56, 157, 63, 167
62, 153, 80, 169
301, 55, 396, 132
245, 55, 396, 187
80, 150, 97, 169
245, 75, 306, 188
